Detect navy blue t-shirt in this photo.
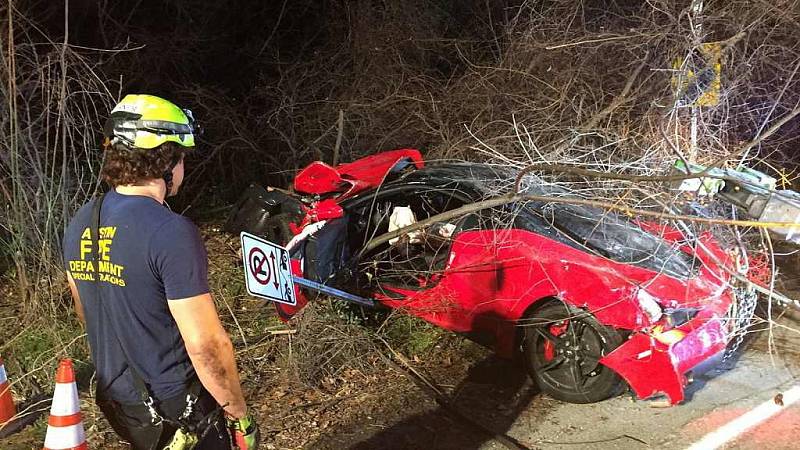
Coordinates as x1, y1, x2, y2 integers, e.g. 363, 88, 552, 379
63, 189, 209, 404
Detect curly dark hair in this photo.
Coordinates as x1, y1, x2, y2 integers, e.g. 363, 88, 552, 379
101, 141, 190, 187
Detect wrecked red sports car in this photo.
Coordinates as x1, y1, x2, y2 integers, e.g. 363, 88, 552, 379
227, 149, 755, 405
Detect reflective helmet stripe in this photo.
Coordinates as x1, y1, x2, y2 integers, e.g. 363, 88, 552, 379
104, 94, 198, 150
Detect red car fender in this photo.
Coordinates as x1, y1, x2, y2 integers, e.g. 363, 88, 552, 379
492, 229, 654, 356
294, 148, 424, 200
599, 333, 686, 403
379, 229, 654, 357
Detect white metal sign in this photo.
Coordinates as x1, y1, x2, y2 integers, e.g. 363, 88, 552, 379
240, 232, 295, 305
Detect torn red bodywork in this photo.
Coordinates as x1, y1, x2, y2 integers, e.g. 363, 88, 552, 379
290, 148, 425, 233
263, 150, 740, 405
372, 228, 734, 404
293, 148, 424, 200
278, 149, 423, 316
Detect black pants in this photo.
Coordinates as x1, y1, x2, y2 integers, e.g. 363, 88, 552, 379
98, 389, 231, 450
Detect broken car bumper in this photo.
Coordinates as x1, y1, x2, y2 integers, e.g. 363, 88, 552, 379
599, 314, 728, 405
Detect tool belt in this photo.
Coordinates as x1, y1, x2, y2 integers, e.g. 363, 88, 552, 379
125, 376, 217, 450
141, 380, 224, 450
96, 380, 224, 450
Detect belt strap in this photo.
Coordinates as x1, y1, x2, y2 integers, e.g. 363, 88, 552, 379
90, 194, 155, 407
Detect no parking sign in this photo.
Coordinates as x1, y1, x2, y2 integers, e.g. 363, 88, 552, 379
240, 232, 295, 305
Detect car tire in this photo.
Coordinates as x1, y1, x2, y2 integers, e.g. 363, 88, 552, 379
522, 301, 624, 404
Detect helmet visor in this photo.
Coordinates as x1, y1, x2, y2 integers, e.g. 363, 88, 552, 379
105, 112, 199, 149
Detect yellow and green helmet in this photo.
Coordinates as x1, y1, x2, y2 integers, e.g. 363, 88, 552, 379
104, 94, 199, 150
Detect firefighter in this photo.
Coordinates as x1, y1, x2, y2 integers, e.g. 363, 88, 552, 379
63, 94, 260, 449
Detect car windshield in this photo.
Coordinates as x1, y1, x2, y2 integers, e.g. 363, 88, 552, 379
416, 164, 702, 280
513, 182, 701, 280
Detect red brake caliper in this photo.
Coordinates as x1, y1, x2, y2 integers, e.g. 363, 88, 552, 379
543, 321, 569, 361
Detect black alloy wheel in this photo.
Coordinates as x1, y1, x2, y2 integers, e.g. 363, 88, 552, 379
522, 302, 624, 404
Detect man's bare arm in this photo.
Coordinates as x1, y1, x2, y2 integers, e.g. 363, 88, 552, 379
66, 272, 85, 324
168, 293, 248, 418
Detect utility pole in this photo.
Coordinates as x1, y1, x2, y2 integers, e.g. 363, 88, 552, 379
688, 0, 704, 162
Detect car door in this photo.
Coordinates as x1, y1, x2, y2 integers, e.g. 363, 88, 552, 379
343, 182, 501, 334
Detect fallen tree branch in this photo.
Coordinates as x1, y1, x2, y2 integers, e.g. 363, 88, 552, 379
361, 193, 800, 254
512, 162, 800, 199
545, 33, 655, 50
735, 103, 800, 164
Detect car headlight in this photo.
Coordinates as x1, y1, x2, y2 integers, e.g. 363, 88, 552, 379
636, 288, 664, 323
651, 326, 687, 345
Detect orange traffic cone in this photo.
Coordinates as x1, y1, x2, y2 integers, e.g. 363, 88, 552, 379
0, 355, 16, 425
42, 359, 87, 450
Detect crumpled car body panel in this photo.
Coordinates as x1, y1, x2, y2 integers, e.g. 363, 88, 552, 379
236, 150, 739, 405
375, 227, 733, 405
600, 316, 728, 404
293, 148, 424, 200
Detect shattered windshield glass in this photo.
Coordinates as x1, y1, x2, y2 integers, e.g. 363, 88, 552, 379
408, 164, 701, 280
537, 202, 699, 279
515, 180, 701, 280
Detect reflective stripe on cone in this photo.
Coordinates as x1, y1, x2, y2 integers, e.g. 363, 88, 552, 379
50, 383, 80, 417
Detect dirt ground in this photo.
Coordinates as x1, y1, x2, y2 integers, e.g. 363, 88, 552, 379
2, 234, 800, 450
273, 244, 800, 450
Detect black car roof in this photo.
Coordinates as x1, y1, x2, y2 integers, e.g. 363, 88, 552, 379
398, 162, 514, 193
392, 162, 701, 280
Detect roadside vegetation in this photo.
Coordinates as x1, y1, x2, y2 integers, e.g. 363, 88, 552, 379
2, 1, 800, 447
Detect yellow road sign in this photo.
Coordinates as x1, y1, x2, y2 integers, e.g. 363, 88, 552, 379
672, 43, 722, 107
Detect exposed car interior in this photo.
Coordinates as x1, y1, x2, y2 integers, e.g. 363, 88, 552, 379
344, 185, 474, 289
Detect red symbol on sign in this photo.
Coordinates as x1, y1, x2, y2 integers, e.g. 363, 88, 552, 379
249, 247, 271, 285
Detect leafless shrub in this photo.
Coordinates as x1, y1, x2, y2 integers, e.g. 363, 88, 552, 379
0, 3, 118, 316
281, 301, 382, 388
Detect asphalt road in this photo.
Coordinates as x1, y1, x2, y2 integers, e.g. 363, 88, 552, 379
480, 349, 800, 450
